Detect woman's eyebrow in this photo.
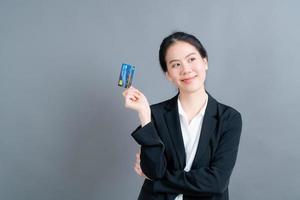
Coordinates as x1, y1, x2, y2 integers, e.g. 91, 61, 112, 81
168, 59, 180, 64
185, 52, 197, 58
168, 52, 197, 64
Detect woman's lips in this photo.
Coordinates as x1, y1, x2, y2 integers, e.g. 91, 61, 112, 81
181, 76, 196, 84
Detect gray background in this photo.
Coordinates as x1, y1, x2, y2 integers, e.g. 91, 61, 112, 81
1, 0, 299, 199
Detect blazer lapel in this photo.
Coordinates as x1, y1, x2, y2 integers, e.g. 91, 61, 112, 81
192, 93, 218, 168
161, 93, 218, 170
163, 94, 186, 169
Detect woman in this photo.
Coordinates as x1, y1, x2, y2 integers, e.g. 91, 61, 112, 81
122, 32, 242, 200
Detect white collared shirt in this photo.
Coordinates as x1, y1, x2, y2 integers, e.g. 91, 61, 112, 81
175, 95, 208, 200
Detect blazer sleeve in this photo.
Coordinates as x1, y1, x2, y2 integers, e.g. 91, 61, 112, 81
153, 113, 242, 196
131, 121, 167, 180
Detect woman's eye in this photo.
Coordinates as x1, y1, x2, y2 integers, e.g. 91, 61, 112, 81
172, 63, 180, 68
189, 57, 196, 62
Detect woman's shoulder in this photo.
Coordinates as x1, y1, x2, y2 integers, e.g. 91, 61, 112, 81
208, 92, 242, 120
149, 94, 178, 112
148, 92, 242, 120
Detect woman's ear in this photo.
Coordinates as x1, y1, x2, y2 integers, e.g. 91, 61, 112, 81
204, 58, 208, 70
165, 71, 172, 82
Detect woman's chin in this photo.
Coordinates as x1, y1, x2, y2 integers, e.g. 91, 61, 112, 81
178, 82, 205, 94
179, 87, 202, 94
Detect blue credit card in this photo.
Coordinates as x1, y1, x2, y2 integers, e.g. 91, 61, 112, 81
118, 63, 135, 88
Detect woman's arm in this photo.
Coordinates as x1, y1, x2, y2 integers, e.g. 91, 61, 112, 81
123, 86, 151, 127
135, 113, 242, 196
131, 122, 167, 180
123, 86, 167, 179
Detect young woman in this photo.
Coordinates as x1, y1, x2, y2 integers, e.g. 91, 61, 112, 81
122, 32, 242, 200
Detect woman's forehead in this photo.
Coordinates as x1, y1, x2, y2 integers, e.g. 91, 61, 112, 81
165, 41, 199, 60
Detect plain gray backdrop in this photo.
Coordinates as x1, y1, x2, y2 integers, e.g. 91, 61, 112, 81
1, 0, 300, 199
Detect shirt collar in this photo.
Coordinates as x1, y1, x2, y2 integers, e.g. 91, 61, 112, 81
177, 95, 208, 120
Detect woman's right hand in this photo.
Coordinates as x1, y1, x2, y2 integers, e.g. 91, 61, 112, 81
122, 86, 151, 127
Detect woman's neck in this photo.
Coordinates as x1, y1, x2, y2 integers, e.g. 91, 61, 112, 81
178, 88, 207, 118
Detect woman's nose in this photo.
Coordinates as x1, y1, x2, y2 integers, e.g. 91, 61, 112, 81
181, 63, 192, 74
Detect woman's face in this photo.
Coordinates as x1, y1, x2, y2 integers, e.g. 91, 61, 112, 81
165, 41, 208, 94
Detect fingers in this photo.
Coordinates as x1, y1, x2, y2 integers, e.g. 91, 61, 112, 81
133, 152, 151, 180
134, 160, 143, 176
136, 152, 140, 163
122, 86, 150, 114
134, 152, 143, 177
126, 93, 138, 101
134, 162, 143, 176
123, 91, 141, 99
122, 87, 142, 97
123, 90, 141, 102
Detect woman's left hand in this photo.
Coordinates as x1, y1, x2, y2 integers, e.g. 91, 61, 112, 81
134, 151, 150, 180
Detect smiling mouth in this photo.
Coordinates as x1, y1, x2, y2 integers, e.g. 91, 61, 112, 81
181, 75, 197, 83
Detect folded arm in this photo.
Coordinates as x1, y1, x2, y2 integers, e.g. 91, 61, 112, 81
132, 122, 167, 180
132, 113, 242, 196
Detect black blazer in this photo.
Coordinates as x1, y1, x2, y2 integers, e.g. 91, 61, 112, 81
131, 93, 242, 200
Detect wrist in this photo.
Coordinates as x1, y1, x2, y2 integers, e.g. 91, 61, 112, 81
138, 108, 151, 127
